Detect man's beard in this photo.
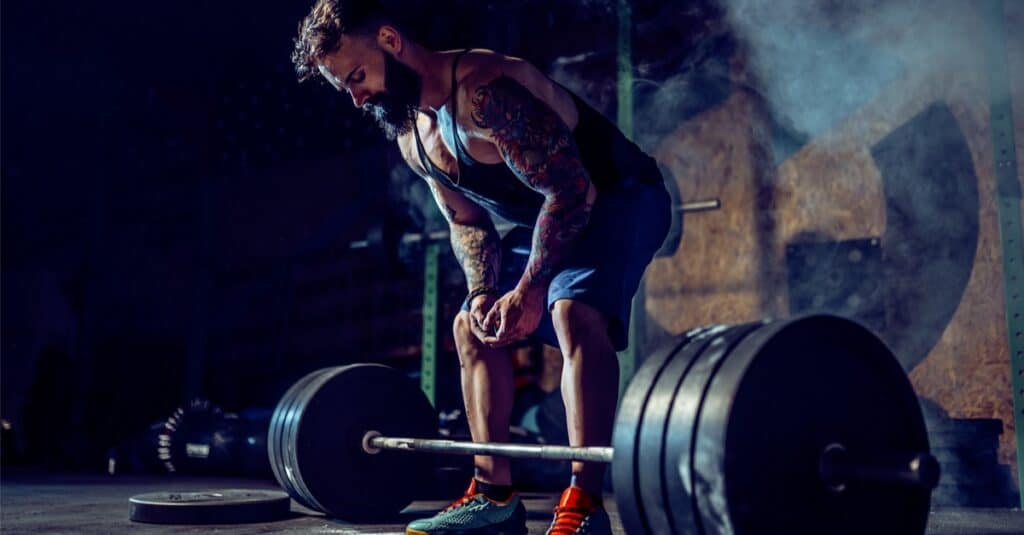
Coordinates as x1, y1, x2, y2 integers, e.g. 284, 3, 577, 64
363, 51, 422, 140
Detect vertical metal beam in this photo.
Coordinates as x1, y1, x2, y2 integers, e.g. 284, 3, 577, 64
617, 0, 634, 135
984, 0, 1024, 505
420, 243, 441, 406
616, 0, 640, 399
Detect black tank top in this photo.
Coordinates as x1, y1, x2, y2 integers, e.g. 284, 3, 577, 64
413, 49, 661, 227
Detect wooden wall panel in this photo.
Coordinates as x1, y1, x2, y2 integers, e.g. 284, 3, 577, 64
643, 1, 1022, 478
647, 90, 770, 333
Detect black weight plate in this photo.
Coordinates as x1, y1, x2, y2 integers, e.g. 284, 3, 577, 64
612, 325, 719, 535
282, 367, 348, 511
282, 367, 341, 511
636, 326, 724, 535
695, 315, 931, 535
664, 322, 764, 535
129, 489, 290, 524
268, 370, 318, 504
268, 368, 329, 510
285, 364, 437, 521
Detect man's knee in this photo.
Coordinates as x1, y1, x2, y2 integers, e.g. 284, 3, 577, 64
551, 300, 608, 341
453, 311, 475, 348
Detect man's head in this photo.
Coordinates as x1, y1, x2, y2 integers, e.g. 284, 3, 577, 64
292, 0, 422, 140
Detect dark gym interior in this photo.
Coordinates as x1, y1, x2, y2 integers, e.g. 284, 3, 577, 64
3, 0, 1024, 533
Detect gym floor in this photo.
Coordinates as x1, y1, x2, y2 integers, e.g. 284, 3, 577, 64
3, 472, 1023, 534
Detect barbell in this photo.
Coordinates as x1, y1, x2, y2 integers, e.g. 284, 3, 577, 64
268, 314, 939, 534
348, 198, 721, 253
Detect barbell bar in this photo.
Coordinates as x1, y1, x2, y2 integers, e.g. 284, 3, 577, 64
349, 198, 721, 249
361, 432, 939, 490
362, 431, 615, 463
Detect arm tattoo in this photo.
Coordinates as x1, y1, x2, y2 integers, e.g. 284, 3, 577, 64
470, 75, 594, 289
440, 202, 501, 292
450, 221, 501, 291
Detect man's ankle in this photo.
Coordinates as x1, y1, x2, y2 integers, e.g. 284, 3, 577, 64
566, 476, 603, 508
474, 478, 514, 502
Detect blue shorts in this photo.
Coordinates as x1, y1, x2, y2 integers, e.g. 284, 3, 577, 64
463, 177, 671, 351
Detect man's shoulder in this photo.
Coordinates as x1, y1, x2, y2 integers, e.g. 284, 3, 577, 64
456, 51, 542, 97
454, 49, 532, 82
452, 51, 550, 123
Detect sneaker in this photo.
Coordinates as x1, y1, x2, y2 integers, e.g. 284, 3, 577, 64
406, 479, 528, 535
545, 485, 612, 535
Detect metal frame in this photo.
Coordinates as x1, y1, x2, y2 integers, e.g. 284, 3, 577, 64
420, 242, 441, 406
984, 0, 1024, 505
617, 0, 639, 400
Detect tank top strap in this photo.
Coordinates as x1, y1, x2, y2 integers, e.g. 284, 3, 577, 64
447, 48, 475, 160
411, 115, 458, 187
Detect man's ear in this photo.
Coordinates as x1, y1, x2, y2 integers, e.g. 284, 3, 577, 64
377, 25, 403, 55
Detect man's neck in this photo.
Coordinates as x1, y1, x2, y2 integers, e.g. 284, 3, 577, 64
404, 45, 455, 112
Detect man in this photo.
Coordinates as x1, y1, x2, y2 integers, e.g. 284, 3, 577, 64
292, 1, 670, 534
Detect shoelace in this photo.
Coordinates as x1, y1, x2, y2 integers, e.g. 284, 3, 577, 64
548, 505, 592, 535
441, 492, 480, 513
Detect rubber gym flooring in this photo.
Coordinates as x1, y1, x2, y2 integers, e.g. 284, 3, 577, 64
2, 472, 1023, 534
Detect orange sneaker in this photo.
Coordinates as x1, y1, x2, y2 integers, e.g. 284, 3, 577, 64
546, 485, 612, 535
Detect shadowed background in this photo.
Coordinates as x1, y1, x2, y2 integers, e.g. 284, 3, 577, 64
2, 0, 1022, 508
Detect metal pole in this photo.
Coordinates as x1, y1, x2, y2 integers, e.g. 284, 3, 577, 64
363, 432, 614, 464
420, 243, 441, 407
617, 0, 637, 401
983, 0, 1024, 505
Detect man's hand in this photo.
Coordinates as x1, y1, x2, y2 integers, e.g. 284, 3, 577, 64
480, 286, 546, 347
469, 293, 499, 342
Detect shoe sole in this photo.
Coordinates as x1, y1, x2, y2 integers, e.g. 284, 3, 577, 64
406, 528, 527, 535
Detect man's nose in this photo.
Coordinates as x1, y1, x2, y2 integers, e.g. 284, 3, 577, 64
352, 91, 369, 108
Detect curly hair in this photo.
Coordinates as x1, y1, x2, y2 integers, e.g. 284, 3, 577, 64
292, 0, 399, 83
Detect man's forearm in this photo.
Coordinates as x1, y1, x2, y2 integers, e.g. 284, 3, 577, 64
520, 184, 594, 291
450, 222, 502, 291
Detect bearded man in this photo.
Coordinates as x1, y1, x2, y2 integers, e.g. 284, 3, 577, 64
293, 2, 671, 533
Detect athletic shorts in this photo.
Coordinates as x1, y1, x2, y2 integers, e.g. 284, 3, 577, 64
462, 176, 671, 351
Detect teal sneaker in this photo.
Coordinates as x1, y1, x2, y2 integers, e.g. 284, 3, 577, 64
406, 480, 527, 535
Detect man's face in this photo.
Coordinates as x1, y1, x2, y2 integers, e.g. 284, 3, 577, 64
317, 34, 422, 140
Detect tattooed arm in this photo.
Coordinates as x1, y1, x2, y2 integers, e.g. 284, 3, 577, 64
455, 69, 597, 344
466, 73, 596, 294
396, 128, 501, 294
424, 178, 502, 293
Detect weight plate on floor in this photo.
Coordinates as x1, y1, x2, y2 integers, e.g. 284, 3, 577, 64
128, 489, 290, 524
612, 325, 719, 535
282, 364, 437, 521
694, 315, 931, 535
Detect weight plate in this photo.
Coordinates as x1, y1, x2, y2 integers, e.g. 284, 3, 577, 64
664, 323, 764, 535
612, 325, 719, 535
637, 326, 724, 535
694, 315, 931, 535
269, 372, 310, 502
129, 489, 290, 524
282, 368, 340, 511
268, 368, 329, 510
284, 364, 437, 521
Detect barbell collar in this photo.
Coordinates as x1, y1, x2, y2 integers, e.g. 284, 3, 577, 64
363, 432, 615, 464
